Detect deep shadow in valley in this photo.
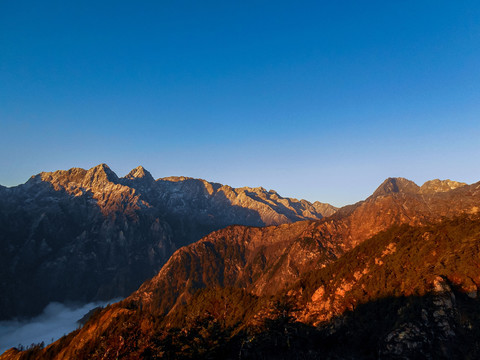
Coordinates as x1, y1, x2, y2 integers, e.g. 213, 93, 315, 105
9, 286, 480, 360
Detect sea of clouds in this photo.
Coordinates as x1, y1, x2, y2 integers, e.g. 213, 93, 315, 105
0, 299, 121, 354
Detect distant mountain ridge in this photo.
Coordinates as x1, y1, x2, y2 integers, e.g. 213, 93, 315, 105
0, 164, 336, 320
31, 164, 337, 227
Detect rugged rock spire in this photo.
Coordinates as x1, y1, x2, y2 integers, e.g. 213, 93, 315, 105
82, 163, 119, 187
124, 166, 154, 181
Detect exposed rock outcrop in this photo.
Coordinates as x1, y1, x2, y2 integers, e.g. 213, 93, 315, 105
420, 179, 467, 194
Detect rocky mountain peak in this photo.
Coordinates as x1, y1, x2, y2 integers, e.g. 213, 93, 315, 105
371, 177, 420, 198
420, 179, 467, 194
312, 201, 338, 217
123, 166, 154, 182
83, 163, 119, 187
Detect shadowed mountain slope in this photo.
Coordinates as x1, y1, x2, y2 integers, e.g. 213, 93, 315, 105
5, 214, 480, 359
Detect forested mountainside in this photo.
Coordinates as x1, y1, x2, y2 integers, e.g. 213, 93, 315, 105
3, 177, 479, 359
0, 164, 336, 319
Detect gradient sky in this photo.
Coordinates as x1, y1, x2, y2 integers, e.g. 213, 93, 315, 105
1, 1, 480, 206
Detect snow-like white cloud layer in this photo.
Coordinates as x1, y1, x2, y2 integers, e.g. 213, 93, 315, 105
0, 300, 121, 354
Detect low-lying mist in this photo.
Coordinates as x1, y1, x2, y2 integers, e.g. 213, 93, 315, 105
0, 299, 121, 354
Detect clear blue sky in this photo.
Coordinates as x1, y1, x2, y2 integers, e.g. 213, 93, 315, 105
1, 1, 480, 206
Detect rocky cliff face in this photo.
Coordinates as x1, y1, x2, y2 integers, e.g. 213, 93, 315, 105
0, 164, 336, 320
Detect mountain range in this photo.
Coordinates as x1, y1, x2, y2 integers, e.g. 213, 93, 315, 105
0, 164, 336, 320
1, 167, 479, 359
